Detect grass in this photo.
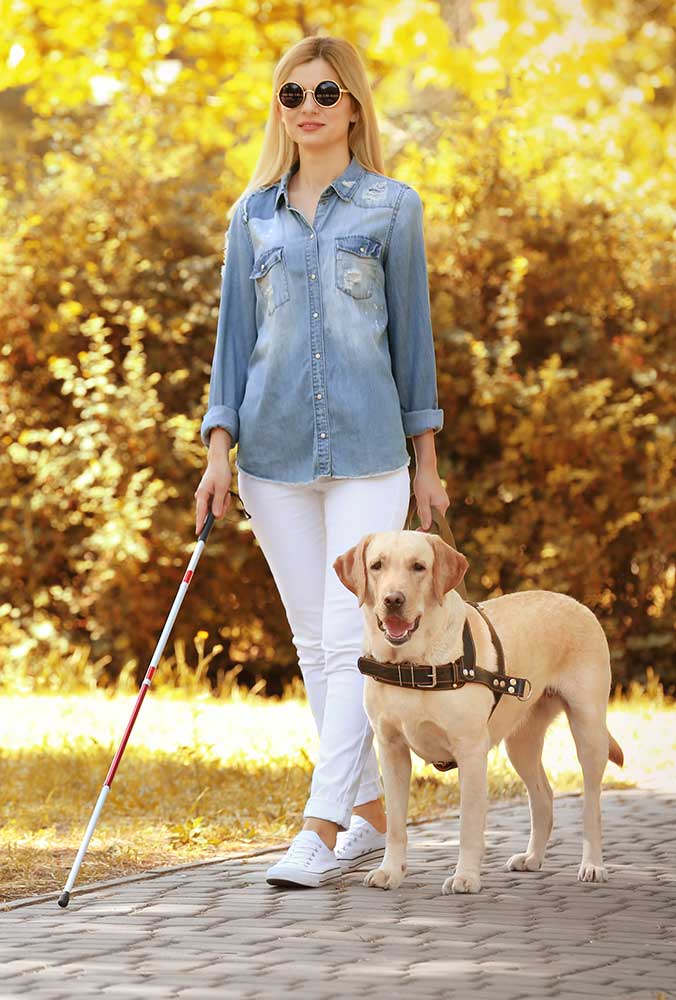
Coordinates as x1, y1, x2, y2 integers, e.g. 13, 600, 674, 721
1, 666, 672, 906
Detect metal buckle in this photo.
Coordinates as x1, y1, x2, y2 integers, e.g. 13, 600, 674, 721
415, 664, 438, 688
517, 678, 533, 702
394, 663, 438, 689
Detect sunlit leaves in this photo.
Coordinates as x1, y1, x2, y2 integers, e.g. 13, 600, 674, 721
0, 0, 674, 691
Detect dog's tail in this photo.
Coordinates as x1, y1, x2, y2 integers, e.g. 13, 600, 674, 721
608, 730, 624, 767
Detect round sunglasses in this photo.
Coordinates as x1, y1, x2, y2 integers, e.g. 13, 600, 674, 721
277, 79, 350, 110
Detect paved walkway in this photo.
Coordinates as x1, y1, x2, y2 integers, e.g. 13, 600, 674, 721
2, 788, 675, 1000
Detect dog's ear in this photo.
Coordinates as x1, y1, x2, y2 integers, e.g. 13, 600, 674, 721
333, 533, 375, 607
427, 534, 469, 606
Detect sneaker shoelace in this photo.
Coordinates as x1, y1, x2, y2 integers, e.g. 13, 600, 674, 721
339, 823, 374, 852
285, 837, 323, 865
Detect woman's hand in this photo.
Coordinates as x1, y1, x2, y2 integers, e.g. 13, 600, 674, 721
413, 466, 450, 531
194, 455, 232, 535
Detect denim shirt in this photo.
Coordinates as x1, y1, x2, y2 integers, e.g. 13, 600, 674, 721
200, 153, 444, 484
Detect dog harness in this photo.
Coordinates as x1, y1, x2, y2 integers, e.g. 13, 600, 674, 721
357, 600, 532, 772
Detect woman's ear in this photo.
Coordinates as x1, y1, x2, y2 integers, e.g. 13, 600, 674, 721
427, 534, 469, 606
333, 533, 375, 607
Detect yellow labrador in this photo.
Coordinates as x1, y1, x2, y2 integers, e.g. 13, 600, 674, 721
334, 530, 624, 895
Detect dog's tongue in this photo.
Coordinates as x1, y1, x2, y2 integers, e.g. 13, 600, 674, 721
385, 616, 412, 637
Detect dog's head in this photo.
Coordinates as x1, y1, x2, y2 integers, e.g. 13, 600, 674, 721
333, 530, 468, 647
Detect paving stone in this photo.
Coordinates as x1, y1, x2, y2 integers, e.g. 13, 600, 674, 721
2, 789, 675, 999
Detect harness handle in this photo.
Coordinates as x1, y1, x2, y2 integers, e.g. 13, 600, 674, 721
404, 495, 469, 601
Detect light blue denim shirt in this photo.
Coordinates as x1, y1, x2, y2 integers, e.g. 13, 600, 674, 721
200, 152, 444, 484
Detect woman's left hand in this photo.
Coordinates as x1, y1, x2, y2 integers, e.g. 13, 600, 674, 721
413, 467, 450, 531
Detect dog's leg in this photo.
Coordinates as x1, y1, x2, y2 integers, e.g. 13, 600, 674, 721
563, 699, 610, 883
364, 738, 411, 891
504, 694, 564, 872
442, 745, 488, 894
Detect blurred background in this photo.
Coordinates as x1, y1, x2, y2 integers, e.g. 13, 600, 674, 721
0, 1, 674, 901
1, 0, 674, 693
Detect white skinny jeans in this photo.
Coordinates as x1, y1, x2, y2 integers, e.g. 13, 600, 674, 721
237, 462, 411, 831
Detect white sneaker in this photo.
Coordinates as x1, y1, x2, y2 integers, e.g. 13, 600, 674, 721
266, 830, 343, 888
334, 815, 386, 872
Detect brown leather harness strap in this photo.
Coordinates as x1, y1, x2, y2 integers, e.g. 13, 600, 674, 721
378, 501, 532, 769
357, 603, 528, 700
404, 497, 468, 600
466, 600, 508, 710
357, 601, 531, 771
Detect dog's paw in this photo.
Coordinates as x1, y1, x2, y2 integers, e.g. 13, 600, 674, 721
442, 871, 481, 895
505, 851, 543, 872
578, 862, 608, 883
364, 865, 405, 890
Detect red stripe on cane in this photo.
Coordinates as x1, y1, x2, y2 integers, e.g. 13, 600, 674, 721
59, 519, 214, 905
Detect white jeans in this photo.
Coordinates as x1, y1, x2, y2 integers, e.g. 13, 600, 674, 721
237, 463, 411, 831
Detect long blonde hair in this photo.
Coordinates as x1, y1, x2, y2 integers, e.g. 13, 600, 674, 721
228, 35, 385, 221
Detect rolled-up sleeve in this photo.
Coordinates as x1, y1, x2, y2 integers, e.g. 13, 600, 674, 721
384, 186, 444, 438
200, 198, 257, 449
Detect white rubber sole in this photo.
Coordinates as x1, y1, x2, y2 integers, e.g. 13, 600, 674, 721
336, 846, 386, 872
266, 863, 343, 888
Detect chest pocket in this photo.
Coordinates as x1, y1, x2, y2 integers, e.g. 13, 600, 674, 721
250, 245, 290, 316
335, 235, 383, 300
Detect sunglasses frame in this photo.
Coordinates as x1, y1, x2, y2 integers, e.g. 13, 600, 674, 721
276, 79, 350, 110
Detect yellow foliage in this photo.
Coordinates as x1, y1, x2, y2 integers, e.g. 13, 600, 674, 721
0, 0, 674, 692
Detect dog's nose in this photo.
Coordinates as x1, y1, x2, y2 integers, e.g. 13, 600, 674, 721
383, 591, 405, 610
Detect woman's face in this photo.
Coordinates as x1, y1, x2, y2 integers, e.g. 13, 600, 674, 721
275, 57, 358, 153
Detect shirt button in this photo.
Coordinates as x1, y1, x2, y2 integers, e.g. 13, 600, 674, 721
309, 233, 315, 239
310, 273, 316, 279
320, 432, 326, 439
313, 312, 319, 318
316, 393, 322, 399
315, 352, 321, 359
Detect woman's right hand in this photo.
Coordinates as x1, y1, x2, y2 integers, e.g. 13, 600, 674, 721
194, 454, 232, 535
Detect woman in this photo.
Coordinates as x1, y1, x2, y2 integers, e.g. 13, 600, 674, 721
194, 35, 449, 888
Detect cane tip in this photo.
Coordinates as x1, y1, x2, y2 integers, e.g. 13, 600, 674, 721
57, 891, 70, 908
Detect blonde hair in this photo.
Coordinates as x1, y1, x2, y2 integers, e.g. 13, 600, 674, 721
228, 35, 385, 220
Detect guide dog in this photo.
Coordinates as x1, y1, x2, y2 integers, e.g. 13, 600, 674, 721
334, 530, 623, 894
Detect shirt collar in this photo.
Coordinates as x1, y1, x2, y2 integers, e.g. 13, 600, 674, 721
274, 153, 365, 210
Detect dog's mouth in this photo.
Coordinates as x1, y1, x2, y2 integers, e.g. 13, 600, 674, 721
376, 613, 421, 645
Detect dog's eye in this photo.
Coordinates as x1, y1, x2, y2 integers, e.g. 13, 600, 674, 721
413, 562, 426, 572
370, 560, 382, 571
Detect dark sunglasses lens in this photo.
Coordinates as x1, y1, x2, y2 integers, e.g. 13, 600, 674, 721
315, 80, 341, 106
279, 83, 303, 108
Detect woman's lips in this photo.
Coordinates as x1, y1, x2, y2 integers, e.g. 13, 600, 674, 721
300, 123, 324, 130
